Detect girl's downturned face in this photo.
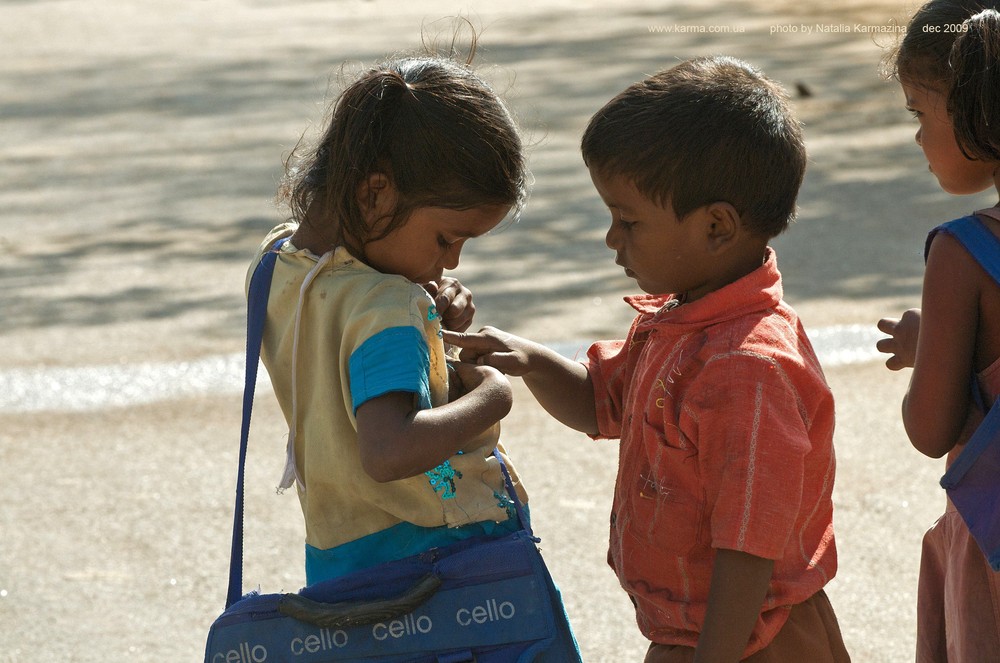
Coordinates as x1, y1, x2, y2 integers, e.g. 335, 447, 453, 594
362, 204, 510, 283
903, 81, 997, 195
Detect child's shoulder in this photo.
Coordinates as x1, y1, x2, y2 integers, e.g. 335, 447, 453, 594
926, 211, 1000, 281
927, 209, 1000, 246
697, 304, 820, 378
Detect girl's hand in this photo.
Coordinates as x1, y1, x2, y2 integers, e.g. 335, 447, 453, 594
450, 360, 511, 395
447, 359, 511, 402
448, 361, 513, 442
424, 278, 475, 332
442, 327, 539, 376
876, 309, 921, 370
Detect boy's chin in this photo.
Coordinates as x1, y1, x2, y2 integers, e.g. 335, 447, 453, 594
632, 278, 663, 296
636, 282, 676, 298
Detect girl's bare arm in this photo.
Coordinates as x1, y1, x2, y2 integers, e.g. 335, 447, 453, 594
355, 362, 512, 482
903, 233, 979, 457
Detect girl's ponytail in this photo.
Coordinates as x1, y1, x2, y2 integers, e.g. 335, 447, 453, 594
949, 9, 1000, 161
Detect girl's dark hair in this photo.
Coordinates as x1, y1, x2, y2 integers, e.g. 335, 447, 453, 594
893, 1, 1000, 161
951, 9, 1000, 160
280, 48, 526, 249
581, 56, 805, 239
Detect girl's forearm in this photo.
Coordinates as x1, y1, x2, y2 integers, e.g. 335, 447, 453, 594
357, 377, 511, 482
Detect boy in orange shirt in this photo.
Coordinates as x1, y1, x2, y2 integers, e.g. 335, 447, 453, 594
446, 55, 850, 662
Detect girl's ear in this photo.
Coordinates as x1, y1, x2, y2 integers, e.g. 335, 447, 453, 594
356, 172, 397, 225
702, 202, 741, 252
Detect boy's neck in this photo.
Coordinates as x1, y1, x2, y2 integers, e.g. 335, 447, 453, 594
683, 240, 769, 304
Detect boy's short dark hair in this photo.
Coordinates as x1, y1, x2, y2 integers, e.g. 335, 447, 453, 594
581, 56, 806, 238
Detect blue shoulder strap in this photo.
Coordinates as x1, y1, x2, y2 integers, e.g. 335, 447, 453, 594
925, 214, 1000, 286
226, 239, 286, 608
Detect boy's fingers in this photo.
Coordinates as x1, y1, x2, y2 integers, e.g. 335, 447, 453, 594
441, 330, 489, 359
442, 329, 495, 346
441, 329, 471, 346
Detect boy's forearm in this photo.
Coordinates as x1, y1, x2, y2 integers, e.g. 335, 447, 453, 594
442, 328, 599, 435
521, 344, 599, 435
694, 549, 774, 663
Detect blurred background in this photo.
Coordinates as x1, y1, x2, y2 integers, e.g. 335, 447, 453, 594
2, 1, 996, 660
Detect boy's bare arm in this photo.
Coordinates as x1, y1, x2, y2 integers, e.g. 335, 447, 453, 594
443, 327, 599, 435
693, 549, 774, 663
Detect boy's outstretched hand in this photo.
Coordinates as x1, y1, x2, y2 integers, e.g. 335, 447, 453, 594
876, 308, 920, 370
442, 327, 538, 376
446, 326, 599, 435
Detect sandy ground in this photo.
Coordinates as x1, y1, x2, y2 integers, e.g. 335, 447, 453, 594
2, 0, 999, 661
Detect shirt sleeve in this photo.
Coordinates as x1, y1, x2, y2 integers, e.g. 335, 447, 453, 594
348, 326, 430, 413
684, 352, 813, 560
585, 339, 629, 439
345, 280, 438, 414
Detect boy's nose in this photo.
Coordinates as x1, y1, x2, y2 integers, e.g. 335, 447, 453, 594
914, 126, 922, 146
605, 222, 621, 250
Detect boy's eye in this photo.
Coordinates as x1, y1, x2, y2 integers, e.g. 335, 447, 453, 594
907, 107, 921, 119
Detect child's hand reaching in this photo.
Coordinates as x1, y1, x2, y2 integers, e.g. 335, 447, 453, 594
442, 327, 540, 376
424, 278, 475, 332
876, 309, 921, 370
446, 326, 598, 435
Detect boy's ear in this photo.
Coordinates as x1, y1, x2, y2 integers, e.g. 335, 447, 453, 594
701, 202, 742, 252
356, 172, 397, 223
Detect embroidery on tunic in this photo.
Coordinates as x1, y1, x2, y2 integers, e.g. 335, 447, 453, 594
426, 460, 462, 499
494, 490, 518, 520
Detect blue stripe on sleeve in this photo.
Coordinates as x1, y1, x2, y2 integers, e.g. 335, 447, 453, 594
349, 326, 431, 413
